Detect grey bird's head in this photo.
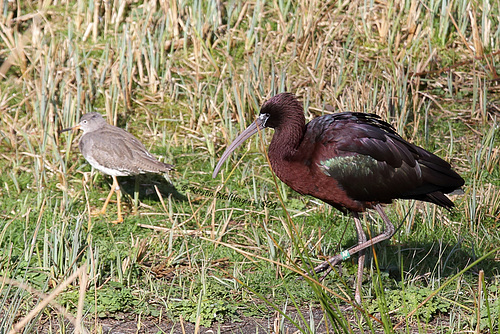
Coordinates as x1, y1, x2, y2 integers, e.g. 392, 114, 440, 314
60, 112, 108, 134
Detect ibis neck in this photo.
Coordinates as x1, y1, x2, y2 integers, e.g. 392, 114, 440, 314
268, 119, 306, 162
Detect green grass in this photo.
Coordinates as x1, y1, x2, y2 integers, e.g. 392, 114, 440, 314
1, 0, 500, 333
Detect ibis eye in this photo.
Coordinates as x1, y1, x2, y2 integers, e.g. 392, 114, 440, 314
259, 113, 270, 126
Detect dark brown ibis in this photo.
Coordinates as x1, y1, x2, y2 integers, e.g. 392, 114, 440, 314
212, 92, 464, 303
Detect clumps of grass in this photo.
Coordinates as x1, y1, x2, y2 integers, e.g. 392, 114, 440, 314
475, 284, 500, 332
2, 0, 500, 332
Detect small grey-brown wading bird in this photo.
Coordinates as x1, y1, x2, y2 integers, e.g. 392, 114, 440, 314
61, 112, 173, 223
212, 93, 464, 303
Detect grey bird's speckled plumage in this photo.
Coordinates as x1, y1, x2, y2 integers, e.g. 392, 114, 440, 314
74, 112, 173, 176
61, 112, 173, 223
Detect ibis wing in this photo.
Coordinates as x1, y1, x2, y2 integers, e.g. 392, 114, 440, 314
303, 113, 463, 207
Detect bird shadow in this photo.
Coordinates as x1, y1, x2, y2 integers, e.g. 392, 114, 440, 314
116, 174, 187, 204
374, 240, 499, 280
325, 237, 499, 282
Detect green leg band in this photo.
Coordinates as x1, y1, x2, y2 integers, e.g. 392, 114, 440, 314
341, 250, 351, 260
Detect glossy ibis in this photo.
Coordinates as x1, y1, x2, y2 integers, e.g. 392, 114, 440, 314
61, 113, 173, 223
212, 93, 464, 303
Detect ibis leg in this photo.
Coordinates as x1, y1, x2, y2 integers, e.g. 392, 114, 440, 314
353, 213, 366, 304
313, 204, 395, 280
315, 212, 367, 303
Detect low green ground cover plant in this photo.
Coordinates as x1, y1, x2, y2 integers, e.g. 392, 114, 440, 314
1, 0, 499, 333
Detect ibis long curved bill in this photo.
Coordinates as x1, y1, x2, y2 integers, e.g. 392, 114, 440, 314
212, 114, 269, 178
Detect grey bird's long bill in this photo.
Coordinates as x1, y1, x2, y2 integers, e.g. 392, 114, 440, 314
212, 117, 266, 178
60, 124, 80, 133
